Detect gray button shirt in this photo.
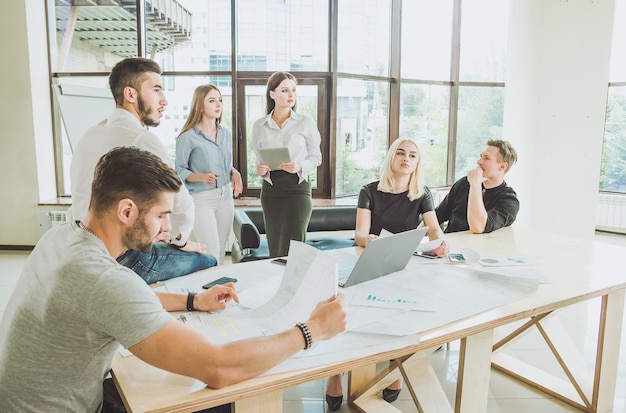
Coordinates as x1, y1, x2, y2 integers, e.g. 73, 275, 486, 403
175, 124, 233, 194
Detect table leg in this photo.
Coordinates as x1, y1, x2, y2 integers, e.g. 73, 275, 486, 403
593, 290, 625, 413
490, 290, 625, 413
455, 329, 494, 413
349, 364, 377, 401
349, 346, 454, 412
233, 389, 282, 412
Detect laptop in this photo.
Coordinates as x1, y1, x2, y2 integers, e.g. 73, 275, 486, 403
337, 226, 429, 288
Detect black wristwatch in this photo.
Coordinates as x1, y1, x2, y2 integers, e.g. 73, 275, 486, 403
186, 292, 197, 311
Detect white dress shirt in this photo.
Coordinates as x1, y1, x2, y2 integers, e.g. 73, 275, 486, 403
251, 109, 322, 184
67, 108, 195, 246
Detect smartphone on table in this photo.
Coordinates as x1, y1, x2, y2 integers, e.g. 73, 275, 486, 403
448, 253, 466, 264
271, 258, 288, 266
414, 251, 440, 259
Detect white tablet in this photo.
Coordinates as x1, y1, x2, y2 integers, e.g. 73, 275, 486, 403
258, 147, 291, 170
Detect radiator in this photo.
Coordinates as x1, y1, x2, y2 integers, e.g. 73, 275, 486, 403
596, 193, 626, 233
36, 211, 68, 240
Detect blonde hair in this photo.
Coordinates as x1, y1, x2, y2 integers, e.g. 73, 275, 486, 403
377, 138, 424, 201
178, 84, 222, 137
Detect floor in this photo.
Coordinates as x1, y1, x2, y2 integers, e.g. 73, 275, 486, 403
1, 231, 626, 412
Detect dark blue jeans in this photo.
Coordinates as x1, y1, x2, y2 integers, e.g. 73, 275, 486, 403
116, 242, 217, 284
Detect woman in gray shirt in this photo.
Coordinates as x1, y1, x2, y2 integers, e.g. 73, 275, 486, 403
176, 85, 243, 265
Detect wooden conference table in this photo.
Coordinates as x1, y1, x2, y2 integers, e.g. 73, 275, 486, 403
112, 226, 626, 413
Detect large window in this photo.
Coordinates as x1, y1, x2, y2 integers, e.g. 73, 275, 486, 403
238, 80, 323, 193
335, 78, 389, 196
236, 1, 329, 72
154, 1, 231, 72
400, 0, 453, 82
458, 0, 508, 83
602, 0, 626, 193
334, 0, 392, 196
455, 86, 505, 181
47, 0, 509, 198
337, 0, 390, 76
399, 0, 508, 187
399, 84, 450, 187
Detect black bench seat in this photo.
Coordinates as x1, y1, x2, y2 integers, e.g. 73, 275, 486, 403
231, 207, 357, 263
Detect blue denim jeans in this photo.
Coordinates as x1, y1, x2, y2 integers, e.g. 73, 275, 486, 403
116, 242, 217, 284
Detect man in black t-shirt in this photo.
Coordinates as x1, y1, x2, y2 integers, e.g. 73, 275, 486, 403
436, 139, 519, 234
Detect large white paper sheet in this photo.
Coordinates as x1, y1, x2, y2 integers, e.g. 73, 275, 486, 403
263, 332, 421, 376
152, 243, 539, 376
171, 241, 338, 344
478, 267, 552, 284
344, 262, 539, 335
415, 238, 443, 253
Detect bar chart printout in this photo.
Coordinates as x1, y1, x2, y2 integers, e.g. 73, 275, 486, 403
351, 293, 435, 311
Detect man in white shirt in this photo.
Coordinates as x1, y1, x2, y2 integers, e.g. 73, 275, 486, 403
67, 57, 216, 283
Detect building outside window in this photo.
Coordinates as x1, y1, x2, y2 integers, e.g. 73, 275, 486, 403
48, 0, 510, 199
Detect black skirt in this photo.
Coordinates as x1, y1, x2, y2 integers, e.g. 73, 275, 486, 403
260, 170, 312, 257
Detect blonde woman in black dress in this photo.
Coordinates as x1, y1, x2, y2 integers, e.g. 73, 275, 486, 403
325, 137, 449, 410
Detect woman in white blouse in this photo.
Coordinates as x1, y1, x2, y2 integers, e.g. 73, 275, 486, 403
251, 72, 322, 258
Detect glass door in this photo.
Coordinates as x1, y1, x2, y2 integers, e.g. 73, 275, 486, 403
236, 77, 328, 197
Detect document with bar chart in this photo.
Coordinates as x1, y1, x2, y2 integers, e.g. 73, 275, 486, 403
350, 293, 435, 311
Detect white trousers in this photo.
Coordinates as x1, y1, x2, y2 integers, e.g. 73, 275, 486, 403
191, 185, 234, 266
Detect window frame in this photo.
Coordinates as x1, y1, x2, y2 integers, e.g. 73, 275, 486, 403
235, 75, 330, 198
46, 0, 508, 198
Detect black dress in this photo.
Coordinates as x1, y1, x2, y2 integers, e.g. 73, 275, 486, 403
261, 170, 312, 257
358, 181, 435, 235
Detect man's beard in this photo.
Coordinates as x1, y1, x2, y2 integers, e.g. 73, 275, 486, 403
124, 213, 154, 253
138, 95, 160, 127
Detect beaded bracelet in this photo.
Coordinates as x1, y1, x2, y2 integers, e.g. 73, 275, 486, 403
295, 322, 313, 350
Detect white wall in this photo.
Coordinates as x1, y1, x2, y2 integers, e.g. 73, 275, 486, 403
0, 1, 57, 247
504, 0, 614, 239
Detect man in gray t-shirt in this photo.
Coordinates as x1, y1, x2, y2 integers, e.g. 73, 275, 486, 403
0, 147, 346, 412
0, 224, 171, 412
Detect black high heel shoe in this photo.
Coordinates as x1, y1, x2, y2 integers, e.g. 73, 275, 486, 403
325, 394, 343, 411
382, 387, 401, 403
